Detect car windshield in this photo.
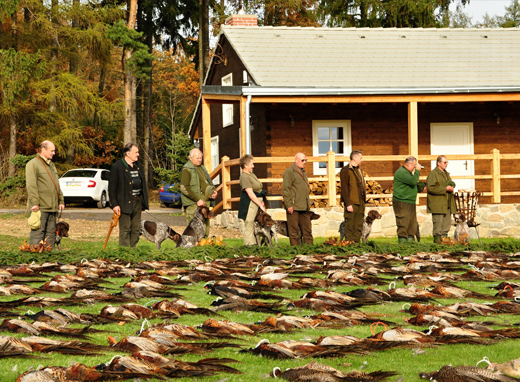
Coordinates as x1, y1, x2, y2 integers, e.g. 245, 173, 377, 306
62, 170, 97, 178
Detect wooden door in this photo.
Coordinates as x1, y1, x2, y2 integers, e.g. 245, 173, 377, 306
430, 122, 475, 191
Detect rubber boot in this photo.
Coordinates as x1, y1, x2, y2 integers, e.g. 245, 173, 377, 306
407, 236, 415, 242
398, 236, 407, 244
433, 235, 441, 243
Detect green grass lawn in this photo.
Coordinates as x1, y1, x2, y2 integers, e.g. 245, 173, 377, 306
1, 233, 520, 381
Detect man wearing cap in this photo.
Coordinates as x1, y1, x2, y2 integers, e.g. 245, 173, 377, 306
392, 156, 426, 244
109, 143, 149, 247
26, 140, 65, 249
427, 155, 456, 243
180, 148, 217, 237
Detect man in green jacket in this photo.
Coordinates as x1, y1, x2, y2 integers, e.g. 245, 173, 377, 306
282, 153, 313, 246
392, 156, 426, 244
180, 148, 217, 237
26, 140, 65, 249
427, 155, 456, 243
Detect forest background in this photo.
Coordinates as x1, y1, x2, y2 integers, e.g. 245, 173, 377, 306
1, 0, 519, 205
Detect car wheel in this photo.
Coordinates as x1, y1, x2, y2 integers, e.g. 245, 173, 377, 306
97, 192, 107, 209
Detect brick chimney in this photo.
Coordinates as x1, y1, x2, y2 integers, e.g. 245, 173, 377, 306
225, 10, 258, 26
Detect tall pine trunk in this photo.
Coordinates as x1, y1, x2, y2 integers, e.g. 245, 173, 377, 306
8, 11, 18, 177
124, 0, 138, 144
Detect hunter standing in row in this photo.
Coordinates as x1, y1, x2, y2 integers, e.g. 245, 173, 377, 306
340, 150, 366, 242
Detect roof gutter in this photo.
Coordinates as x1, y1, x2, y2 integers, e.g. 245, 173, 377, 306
239, 86, 520, 96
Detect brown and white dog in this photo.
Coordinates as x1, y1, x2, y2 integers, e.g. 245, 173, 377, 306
55, 221, 70, 250
177, 206, 213, 249
339, 209, 382, 243
140, 221, 181, 249
453, 212, 470, 245
254, 211, 320, 247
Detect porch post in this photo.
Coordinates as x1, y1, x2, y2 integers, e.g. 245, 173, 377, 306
327, 151, 337, 207
221, 155, 231, 209
240, 96, 247, 156
408, 101, 418, 157
202, 97, 212, 168
491, 148, 501, 204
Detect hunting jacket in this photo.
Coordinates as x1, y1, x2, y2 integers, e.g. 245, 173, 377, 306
282, 163, 311, 211
426, 166, 457, 214
26, 154, 64, 212
108, 158, 149, 215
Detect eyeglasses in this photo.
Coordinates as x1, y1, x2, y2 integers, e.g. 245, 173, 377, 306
441, 161, 449, 164
300, 159, 308, 162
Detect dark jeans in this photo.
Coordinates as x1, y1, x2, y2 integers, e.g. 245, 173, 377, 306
393, 199, 417, 238
286, 210, 313, 246
344, 203, 365, 242
119, 196, 142, 247
29, 211, 57, 249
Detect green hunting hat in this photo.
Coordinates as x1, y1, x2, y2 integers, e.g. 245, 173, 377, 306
28, 210, 41, 230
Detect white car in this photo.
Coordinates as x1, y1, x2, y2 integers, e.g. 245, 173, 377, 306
59, 168, 110, 208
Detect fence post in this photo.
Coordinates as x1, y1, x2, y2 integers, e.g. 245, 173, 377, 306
327, 151, 337, 207
490, 148, 501, 204
221, 156, 231, 209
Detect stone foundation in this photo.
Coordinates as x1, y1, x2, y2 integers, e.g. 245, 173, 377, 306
212, 204, 520, 239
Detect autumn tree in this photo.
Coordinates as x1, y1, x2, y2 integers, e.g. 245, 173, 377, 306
152, 47, 199, 188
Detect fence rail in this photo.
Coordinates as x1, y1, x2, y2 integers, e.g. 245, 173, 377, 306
209, 149, 515, 212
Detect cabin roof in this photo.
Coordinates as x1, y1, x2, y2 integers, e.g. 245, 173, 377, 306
220, 26, 520, 88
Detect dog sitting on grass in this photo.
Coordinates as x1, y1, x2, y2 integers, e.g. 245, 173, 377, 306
453, 212, 470, 245
55, 221, 70, 250
338, 209, 382, 243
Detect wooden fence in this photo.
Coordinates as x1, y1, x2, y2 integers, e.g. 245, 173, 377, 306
209, 149, 520, 213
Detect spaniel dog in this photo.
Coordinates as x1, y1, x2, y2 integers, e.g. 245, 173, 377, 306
253, 211, 275, 247
140, 221, 181, 249
177, 206, 213, 249
453, 212, 470, 245
339, 209, 382, 243
55, 221, 70, 250
254, 211, 320, 247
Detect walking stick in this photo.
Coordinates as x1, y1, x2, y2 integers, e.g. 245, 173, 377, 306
103, 211, 120, 250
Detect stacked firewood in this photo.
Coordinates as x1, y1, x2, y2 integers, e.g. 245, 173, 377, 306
309, 172, 393, 208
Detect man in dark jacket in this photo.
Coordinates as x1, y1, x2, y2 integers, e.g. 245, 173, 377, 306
282, 152, 313, 246
340, 150, 366, 242
26, 140, 65, 249
109, 143, 149, 247
427, 155, 456, 243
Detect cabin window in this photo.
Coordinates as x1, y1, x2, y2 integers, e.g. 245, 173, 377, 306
222, 74, 233, 127
211, 135, 220, 184
312, 120, 351, 175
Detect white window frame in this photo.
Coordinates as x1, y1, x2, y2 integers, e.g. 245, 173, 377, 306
221, 74, 233, 127
312, 120, 351, 175
211, 136, 220, 184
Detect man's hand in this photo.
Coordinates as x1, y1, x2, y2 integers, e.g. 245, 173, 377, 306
347, 205, 353, 213
210, 190, 218, 199
446, 186, 454, 192
59, 204, 65, 211
287, 207, 294, 214
31, 205, 39, 212
197, 199, 205, 207
113, 206, 121, 215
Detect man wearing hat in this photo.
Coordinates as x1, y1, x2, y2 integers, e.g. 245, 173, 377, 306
26, 140, 65, 249
180, 148, 217, 237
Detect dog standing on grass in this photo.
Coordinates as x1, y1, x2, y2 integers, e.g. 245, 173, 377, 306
339, 209, 382, 243
254, 211, 320, 247
140, 221, 181, 249
177, 206, 213, 249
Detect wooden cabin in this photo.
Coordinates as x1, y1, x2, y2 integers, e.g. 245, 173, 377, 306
189, 15, 520, 209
